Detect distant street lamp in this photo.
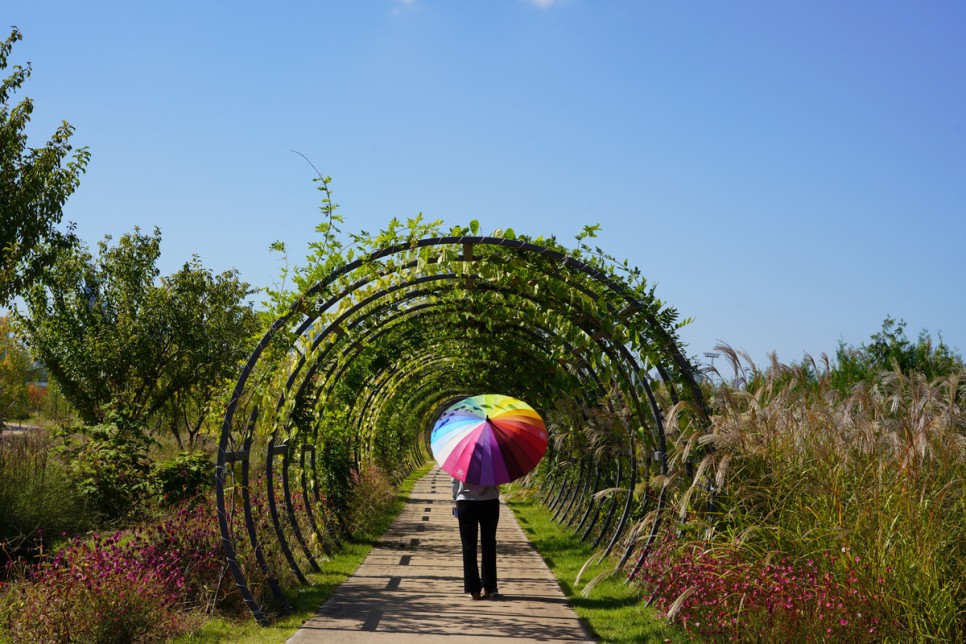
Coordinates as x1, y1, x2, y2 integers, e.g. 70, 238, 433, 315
703, 351, 720, 370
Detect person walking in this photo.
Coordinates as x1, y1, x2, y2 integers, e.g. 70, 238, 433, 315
452, 477, 501, 600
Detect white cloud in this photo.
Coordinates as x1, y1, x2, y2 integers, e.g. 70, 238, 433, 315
391, 0, 416, 15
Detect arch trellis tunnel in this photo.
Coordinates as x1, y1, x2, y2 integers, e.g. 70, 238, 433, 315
216, 235, 709, 622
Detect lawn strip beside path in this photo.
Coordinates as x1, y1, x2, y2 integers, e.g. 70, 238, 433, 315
505, 492, 687, 643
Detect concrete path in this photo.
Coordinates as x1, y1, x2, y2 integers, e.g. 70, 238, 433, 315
288, 467, 596, 643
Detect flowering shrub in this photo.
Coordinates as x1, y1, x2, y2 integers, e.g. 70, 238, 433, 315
633, 540, 888, 641
135, 497, 238, 615
0, 449, 402, 639
1, 531, 196, 643
0, 493, 251, 641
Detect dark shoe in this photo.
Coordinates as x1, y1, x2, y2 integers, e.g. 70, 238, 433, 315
469, 591, 483, 600
481, 589, 500, 599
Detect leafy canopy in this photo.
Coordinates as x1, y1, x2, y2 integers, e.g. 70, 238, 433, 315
1, 28, 89, 304
14, 227, 260, 428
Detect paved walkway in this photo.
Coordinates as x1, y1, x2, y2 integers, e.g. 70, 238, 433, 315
288, 467, 596, 643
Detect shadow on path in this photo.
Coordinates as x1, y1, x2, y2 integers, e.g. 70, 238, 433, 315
288, 467, 596, 643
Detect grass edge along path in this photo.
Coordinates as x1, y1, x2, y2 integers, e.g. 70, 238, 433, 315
173, 463, 433, 644
505, 491, 688, 644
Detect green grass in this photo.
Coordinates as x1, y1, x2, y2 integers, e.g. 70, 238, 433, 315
505, 492, 688, 644
173, 463, 432, 643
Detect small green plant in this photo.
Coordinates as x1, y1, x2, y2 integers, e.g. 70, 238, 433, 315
151, 452, 212, 507
56, 411, 155, 521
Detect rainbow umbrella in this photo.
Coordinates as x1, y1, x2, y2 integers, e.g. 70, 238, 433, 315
431, 394, 548, 485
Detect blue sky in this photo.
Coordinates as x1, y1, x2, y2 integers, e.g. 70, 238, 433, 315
7, 1, 965, 366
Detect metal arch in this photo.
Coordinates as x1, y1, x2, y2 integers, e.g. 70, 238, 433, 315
273, 258, 622, 409
220, 272, 632, 612
321, 256, 674, 565
352, 324, 606, 463
214, 439, 270, 624
286, 288, 614, 451
272, 290, 636, 572
263, 435, 310, 584
216, 235, 706, 622
219, 236, 703, 428
234, 300, 584, 588
325, 330, 556, 457
348, 334, 562, 440
314, 300, 642, 482
241, 252, 680, 477
322, 307, 648, 552
350, 333, 581, 458
324, 304, 594, 406
250, 271, 560, 436
227, 310, 640, 608
302, 278, 657, 423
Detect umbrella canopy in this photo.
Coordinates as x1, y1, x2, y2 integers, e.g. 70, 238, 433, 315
431, 394, 548, 485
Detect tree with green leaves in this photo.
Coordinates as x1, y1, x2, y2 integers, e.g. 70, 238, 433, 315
831, 315, 963, 392
155, 256, 264, 448
15, 227, 261, 438
1, 27, 89, 304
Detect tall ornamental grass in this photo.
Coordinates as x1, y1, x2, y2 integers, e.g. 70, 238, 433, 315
636, 351, 966, 641
0, 430, 92, 562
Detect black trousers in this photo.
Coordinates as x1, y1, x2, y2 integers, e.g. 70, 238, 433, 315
456, 498, 500, 594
